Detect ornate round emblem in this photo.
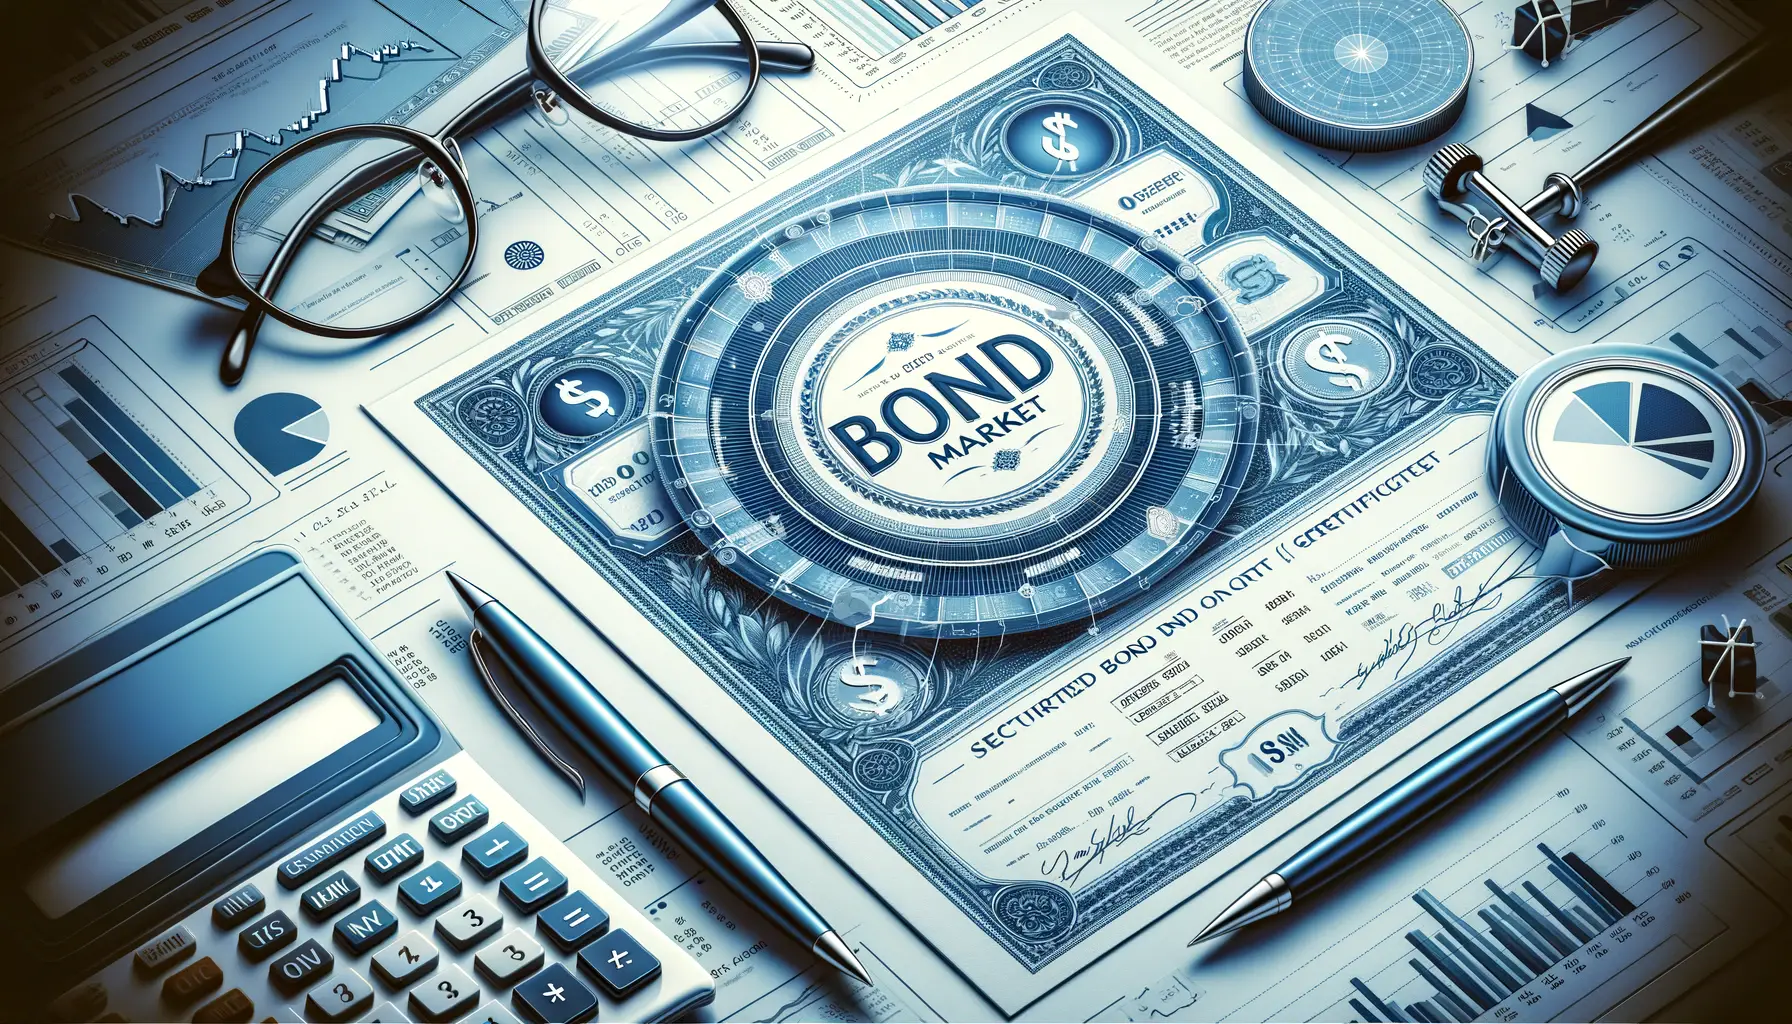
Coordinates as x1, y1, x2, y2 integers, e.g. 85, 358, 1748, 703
534, 359, 637, 439
815, 646, 933, 734
991, 882, 1076, 942
1275, 318, 1399, 406
504, 240, 546, 271
456, 385, 527, 449
851, 744, 915, 792
1000, 99, 1120, 179
1036, 60, 1096, 91
652, 186, 1258, 637
1405, 343, 1479, 400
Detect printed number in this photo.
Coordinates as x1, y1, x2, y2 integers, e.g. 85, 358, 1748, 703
401, 945, 420, 964
463, 908, 484, 926
333, 983, 353, 1004
505, 944, 525, 961
438, 980, 460, 999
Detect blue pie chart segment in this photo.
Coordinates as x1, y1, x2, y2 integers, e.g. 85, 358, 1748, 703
235, 392, 329, 476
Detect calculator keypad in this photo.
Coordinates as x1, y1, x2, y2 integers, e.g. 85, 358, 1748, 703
54, 753, 711, 1022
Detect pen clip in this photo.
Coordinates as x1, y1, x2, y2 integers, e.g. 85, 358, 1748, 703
468, 629, 587, 796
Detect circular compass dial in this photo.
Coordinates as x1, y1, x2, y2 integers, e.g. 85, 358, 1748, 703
652, 186, 1259, 637
1243, 0, 1472, 151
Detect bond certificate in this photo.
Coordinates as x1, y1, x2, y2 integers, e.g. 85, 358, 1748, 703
373, 20, 1629, 1008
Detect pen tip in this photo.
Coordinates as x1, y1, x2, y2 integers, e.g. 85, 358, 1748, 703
445, 570, 494, 614
1187, 874, 1290, 946
813, 930, 873, 986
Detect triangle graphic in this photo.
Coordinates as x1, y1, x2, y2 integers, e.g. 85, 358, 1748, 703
281, 407, 330, 446
1553, 394, 1628, 446
1526, 102, 1573, 141
1644, 448, 1710, 479
1571, 382, 1632, 440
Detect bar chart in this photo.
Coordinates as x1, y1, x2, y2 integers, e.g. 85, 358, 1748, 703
1207, 739, 1766, 1024
754, 0, 1022, 85
1649, 270, 1792, 448
0, 319, 260, 646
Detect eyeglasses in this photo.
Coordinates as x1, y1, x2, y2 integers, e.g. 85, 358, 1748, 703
195, 0, 812, 385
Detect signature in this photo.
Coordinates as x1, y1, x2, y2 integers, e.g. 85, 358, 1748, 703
1344, 543, 1538, 692
1041, 791, 1200, 887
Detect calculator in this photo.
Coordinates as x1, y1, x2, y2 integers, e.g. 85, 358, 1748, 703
0, 551, 714, 1022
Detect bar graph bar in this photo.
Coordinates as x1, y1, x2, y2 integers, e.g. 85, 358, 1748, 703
1656, 300, 1792, 430
775, 0, 989, 67
1344, 843, 1638, 1023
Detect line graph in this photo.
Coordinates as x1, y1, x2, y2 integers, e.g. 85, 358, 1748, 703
52, 40, 443, 233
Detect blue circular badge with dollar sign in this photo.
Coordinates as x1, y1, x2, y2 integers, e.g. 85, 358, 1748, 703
1001, 99, 1118, 179
1276, 319, 1399, 405
536, 360, 633, 438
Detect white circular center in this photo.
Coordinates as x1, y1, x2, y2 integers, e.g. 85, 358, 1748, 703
1531, 365, 1735, 520
1334, 33, 1390, 74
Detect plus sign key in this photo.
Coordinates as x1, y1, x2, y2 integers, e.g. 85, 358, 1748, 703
512, 963, 596, 1024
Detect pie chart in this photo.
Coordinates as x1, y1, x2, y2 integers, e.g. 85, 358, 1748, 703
234, 392, 329, 476
1536, 368, 1733, 518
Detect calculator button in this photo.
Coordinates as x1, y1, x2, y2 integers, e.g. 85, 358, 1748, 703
279, 812, 386, 889
499, 859, 567, 913
409, 964, 480, 1023
462, 824, 528, 879
537, 892, 608, 952
467, 1001, 522, 1024
270, 938, 335, 996
429, 796, 489, 843
212, 882, 266, 929
366, 834, 425, 882
436, 894, 504, 951
48, 979, 107, 1022
400, 769, 458, 815
399, 862, 464, 915
192, 987, 254, 1023
474, 929, 544, 987
577, 929, 660, 999
511, 963, 596, 1024
367, 1001, 414, 1023
335, 900, 400, 955
162, 955, 224, 1007
239, 910, 298, 963
131, 923, 196, 975
300, 870, 363, 922
304, 968, 374, 1022
372, 930, 441, 988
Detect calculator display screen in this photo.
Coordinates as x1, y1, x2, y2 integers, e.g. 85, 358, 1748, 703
23, 678, 382, 920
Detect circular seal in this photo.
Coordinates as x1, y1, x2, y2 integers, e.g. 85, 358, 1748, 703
851, 743, 916, 792
534, 359, 638, 439
1406, 343, 1479, 400
991, 882, 1076, 942
1000, 99, 1120, 179
816, 646, 933, 733
504, 240, 546, 271
1276, 319, 1399, 406
1036, 60, 1095, 92
652, 186, 1258, 638
455, 385, 527, 449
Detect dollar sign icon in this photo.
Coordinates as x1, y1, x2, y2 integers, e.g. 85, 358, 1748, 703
839, 656, 903, 716
1040, 111, 1080, 169
1302, 332, 1373, 392
554, 378, 615, 420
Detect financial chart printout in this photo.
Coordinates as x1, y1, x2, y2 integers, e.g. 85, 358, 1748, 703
0, 0, 523, 293
0, 317, 269, 653
375, 24, 1636, 1006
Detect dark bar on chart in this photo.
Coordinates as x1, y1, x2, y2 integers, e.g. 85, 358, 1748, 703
50, 539, 79, 562
1540, 844, 1619, 924
931, 0, 965, 11
862, 0, 923, 38
1490, 902, 1557, 967
1525, 880, 1592, 943
1415, 891, 1524, 991
1573, 906, 1606, 935
1435, 930, 1510, 1000
1478, 908, 1548, 975
64, 400, 182, 509
58, 366, 200, 497
1349, 978, 1404, 1022
1722, 327, 1767, 359
1404, 1002, 1435, 1022
0, 498, 61, 575
96, 490, 142, 528
1407, 932, 1493, 1010
1487, 880, 1575, 956
888, 0, 942, 28
1751, 325, 1783, 352
1350, 997, 1380, 1022
1563, 851, 1635, 915
1409, 960, 1474, 1021
87, 453, 163, 519
1666, 333, 1718, 368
